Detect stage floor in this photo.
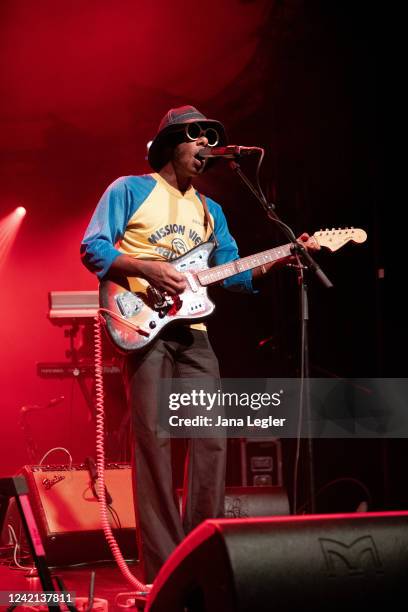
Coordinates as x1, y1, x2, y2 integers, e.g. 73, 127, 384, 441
0, 559, 144, 611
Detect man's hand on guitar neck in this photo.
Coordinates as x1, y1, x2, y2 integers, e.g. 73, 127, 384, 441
297, 232, 320, 249
109, 254, 187, 294
252, 232, 320, 280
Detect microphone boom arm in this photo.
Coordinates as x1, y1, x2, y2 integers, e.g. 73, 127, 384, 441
228, 158, 332, 287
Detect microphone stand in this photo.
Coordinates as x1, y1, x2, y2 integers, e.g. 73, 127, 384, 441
229, 158, 333, 514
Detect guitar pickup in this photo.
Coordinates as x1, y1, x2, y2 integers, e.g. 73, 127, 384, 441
185, 272, 199, 292
188, 299, 206, 314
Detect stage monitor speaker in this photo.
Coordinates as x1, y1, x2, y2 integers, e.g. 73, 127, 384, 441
146, 511, 408, 612
4, 464, 137, 566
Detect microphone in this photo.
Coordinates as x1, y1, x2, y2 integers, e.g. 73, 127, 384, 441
197, 145, 259, 159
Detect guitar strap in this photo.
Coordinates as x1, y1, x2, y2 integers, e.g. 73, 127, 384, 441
197, 192, 219, 248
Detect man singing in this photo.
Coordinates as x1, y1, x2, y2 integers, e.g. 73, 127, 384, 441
81, 104, 314, 583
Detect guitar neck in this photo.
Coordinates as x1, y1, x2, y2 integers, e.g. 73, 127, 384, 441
197, 243, 292, 286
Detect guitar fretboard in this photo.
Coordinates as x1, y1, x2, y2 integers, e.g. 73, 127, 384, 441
197, 243, 292, 286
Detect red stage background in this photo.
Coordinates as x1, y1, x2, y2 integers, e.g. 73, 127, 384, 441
1, 1, 395, 512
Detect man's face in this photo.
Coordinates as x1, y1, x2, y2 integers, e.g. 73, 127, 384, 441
171, 132, 209, 177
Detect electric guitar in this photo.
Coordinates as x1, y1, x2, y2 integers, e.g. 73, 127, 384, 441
99, 228, 367, 353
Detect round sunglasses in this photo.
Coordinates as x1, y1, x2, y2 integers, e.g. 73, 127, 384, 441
184, 122, 220, 147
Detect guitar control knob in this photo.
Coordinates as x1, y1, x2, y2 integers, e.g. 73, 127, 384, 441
149, 320, 157, 329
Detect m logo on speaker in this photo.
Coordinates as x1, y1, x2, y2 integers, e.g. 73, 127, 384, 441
319, 535, 383, 577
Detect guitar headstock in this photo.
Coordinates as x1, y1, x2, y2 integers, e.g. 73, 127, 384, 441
313, 227, 367, 252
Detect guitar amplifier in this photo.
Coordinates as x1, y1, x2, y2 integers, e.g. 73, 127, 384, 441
4, 464, 137, 566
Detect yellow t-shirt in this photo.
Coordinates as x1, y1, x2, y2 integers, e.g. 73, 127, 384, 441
118, 173, 213, 263
118, 173, 213, 330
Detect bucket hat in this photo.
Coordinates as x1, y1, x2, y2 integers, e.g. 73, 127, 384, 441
147, 105, 227, 171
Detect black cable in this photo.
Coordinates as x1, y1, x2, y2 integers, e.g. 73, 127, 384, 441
254, 147, 268, 204
54, 575, 79, 612
85, 456, 113, 505
296, 477, 372, 515
107, 504, 122, 529
85, 571, 96, 612
231, 157, 298, 243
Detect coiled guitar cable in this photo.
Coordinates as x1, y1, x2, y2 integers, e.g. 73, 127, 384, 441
93, 314, 149, 594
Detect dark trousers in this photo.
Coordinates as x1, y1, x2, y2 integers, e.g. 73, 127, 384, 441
124, 326, 226, 583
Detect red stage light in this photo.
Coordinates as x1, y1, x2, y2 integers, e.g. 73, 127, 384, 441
0, 206, 27, 265
15, 206, 27, 217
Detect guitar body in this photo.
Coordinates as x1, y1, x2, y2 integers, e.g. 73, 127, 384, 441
99, 241, 216, 353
